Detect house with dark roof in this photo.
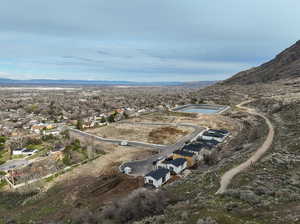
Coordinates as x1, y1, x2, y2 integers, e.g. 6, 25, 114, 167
201, 131, 225, 142
173, 150, 196, 167
144, 168, 171, 188
21, 148, 38, 156
12, 148, 38, 156
198, 139, 219, 148
209, 129, 229, 136
157, 158, 187, 174
182, 143, 207, 160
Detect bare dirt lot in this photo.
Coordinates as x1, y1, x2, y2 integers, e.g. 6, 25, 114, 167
129, 112, 238, 132
129, 113, 176, 123
47, 142, 153, 188
174, 114, 239, 133
87, 123, 194, 144
45, 143, 153, 209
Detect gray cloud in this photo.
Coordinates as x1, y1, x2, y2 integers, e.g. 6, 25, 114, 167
97, 50, 111, 55
0, 0, 300, 81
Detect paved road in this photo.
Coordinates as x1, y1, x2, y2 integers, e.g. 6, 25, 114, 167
70, 122, 204, 176
0, 159, 29, 171
216, 100, 275, 194
120, 123, 205, 176
69, 128, 168, 151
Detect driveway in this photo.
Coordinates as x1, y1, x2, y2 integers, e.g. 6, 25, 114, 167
70, 122, 205, 176
120, 123, 205, 176
0, 159, 29, 171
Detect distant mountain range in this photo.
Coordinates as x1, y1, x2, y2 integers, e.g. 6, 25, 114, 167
223, 40, 300, 85
0, 78, 216, 87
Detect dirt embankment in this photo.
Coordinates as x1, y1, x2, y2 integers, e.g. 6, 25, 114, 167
0, 145, 151, 223
148, 126, 188, 144
174, 114, 239, 133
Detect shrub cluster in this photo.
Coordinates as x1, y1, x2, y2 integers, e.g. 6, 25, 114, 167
102, 188, 173, 223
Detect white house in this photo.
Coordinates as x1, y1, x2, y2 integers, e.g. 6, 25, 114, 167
12, 148, 27, 155
157, 158, 187, 174
43, 129, 60, 136
201, 131, 225, 142
22, 149, 38, 156
13, 148, 38, 156
144, 168, 171, 188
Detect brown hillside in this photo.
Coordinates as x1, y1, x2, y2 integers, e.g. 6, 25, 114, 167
223, 40, 300, 85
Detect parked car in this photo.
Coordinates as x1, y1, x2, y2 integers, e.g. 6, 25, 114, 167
120, 141, 129, 146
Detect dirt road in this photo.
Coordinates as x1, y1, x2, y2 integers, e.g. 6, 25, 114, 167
216, 100, 275, 194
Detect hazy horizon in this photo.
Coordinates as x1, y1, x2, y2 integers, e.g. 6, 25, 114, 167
1, 0, 300, 82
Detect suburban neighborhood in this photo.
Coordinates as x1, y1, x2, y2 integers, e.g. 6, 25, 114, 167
0, 87, 231, 192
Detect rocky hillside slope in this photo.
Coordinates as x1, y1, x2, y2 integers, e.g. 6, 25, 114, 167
222, 40, 300, 85
132, 41, 300, 224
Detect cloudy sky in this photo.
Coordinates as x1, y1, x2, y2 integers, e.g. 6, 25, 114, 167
0, 0, 300, 82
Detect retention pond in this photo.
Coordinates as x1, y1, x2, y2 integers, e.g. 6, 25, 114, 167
173, 104, 227, 114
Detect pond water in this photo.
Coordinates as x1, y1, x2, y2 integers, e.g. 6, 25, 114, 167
180, 108, 220, 114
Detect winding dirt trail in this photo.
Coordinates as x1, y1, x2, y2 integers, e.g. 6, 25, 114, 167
216, 100, 275, 194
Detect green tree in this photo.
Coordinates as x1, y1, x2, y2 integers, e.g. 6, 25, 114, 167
0, 136, 6, 151
61, 130, 70, 139
107, 114, 115, 123
100, 117, 106, 123
124, 112, 129, 119
76, 120, 83, 130
73, 139, 81, 150
190, 98, 197, 104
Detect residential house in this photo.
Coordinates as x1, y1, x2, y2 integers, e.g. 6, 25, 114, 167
12, 148, 26, 155
43, 129, 60, 136
21, 148, 38, 156
182, 143, 206, 161
13, 148, 38, 156
144, 168, 171, 188
31, 123, 55, 134
115, 108, 125, 113
208, 129, 229, 136
201, 131, 225, 142
157, 158, 187, 174
173, 150, 196, 167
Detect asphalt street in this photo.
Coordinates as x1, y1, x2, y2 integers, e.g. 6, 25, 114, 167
0, 159, 29, 171
69, 122, 205, 176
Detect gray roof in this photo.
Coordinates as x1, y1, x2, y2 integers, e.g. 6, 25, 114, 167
173, 150, 194, 157
168, 158, 187, 167
210, 129, 229, 134
13, 148, 26, 151
182, 143, 205, 152
145, 168, 170, 180
203, 131, 224, 138
22, 148, 36, 152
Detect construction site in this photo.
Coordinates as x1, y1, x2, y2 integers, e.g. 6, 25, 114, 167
0, 109, 238, 223
86, 122, 194, 145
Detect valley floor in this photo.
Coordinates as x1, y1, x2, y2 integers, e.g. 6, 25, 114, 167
1, 79, 300, 224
